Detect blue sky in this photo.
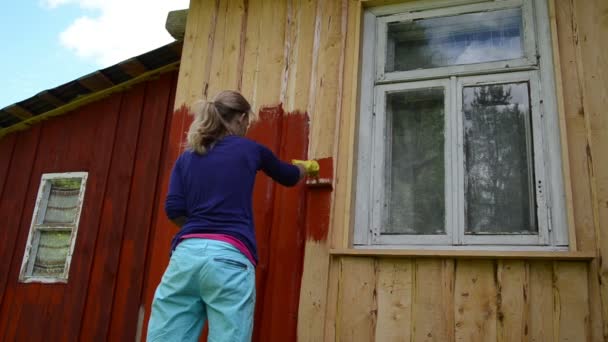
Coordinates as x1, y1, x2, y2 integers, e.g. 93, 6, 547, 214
0, 0, 188, 109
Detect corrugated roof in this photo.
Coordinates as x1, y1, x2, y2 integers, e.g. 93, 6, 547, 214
0, 41, 183, 137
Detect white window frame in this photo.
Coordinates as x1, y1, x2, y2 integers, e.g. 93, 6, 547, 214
354, 0, 569, 250
19, 172, 88, 283
376, 0, 537, 83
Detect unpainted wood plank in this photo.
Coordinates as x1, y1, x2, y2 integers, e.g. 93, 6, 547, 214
299, 231, 332, 339
553, 262, 590, 341
375, 258, 412, 342
239, 0, 262, 107
336, 257, 376, 342
572, 0, 608, 339
322, 257, 341, 342
173, 0, 219, 108
331, 0, 362, 250
528, 261, 554, 342
308, 0, 344, 158
284, 0, 318, 112
207, 0, 246, 97
412, 259, 453, 341
330, 248, 595, 260
496, 260, 527, 342
454, 260, 497, 342
78, 83, 146, 341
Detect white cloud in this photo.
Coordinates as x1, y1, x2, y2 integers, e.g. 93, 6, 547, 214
43, 0, 189, 67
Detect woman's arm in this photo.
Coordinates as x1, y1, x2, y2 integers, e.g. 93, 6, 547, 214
165, 158, 188, 224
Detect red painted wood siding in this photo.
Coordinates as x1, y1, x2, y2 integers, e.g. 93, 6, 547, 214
0, 71, 177, 342
142, 106, 313, 342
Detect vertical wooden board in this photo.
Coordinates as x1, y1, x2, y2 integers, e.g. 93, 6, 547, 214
332, 0, 362, 249
244, 106, 283, 341
142, 0, 218, 336
299, 241, 332, 342
553, 262, 590, 342
572, 0, 608, 338
240, 0, 287, 109
454, 260, 497, 342
18, 107, 96, 342
336, 257, 376, 342
257, 112, 309, 342
107, 73, 174, 342
0, 126, 41, 338
496, 260, 528, 342
207, 0, 246, 97
1, 114, 76, 341
528, 261, 554, 341
78, 83, 146, 341
239, 0, 262, 105
284, 0, 318, 112
0, 134, 16, 198
374, 258, 412, 342
412, 259, 454, 342
553, 0, 595, 253
46, 98, 121, 341
173, 0, 219, 107
308, 0, 344, 158
253, 0, 287, 107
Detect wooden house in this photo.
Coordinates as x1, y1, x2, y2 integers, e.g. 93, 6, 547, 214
1, 0, 607, 341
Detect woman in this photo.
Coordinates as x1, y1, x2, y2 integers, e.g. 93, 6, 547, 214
146, 90, 317, 342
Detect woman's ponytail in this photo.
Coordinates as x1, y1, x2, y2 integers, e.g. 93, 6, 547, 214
186, 91, 253, 155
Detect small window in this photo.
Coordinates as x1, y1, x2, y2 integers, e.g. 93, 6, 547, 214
19, 172, 87, 283
355, 0, 568, 249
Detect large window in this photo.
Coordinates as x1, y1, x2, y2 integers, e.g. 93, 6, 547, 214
19, 172, 87, 283
354, 0, 568, 249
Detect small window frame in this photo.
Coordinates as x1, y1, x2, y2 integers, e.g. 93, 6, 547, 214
19, 172, 88, 283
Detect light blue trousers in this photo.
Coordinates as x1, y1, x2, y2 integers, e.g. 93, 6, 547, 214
147, 239, 256, 342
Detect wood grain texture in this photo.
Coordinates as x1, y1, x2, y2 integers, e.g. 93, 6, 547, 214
173, 0, 218, 108
528, 261, 554, 342
553, 261, 590, 341
336, 257, 376, 341
284, 0, 318, 112
496, 261, 527, 342
454, 260, 497, 342
375, 259, 412, 342
413, 259, 453, 342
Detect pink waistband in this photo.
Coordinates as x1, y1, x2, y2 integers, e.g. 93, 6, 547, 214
181, 233, 256, 267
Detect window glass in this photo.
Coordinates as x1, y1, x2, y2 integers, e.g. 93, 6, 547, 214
31, 230, 71, 277
41, 178, 82, 224
463, 82, 536, 234
385, 8, 523, 72
384, 87, 445, 234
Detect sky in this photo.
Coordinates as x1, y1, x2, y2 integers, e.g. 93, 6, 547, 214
0, 0, 189, 109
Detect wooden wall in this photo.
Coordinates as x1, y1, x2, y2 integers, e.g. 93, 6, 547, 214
150, 0, 608, 341
0, 70, 178, 341
319, 0, 608, 341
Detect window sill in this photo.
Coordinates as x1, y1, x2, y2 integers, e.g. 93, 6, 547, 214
330, 248, 595, 260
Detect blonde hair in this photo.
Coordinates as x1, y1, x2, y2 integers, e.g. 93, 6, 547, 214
186, 90, 252, 154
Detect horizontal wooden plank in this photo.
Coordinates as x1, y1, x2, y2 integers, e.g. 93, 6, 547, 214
330, 248, 595, 260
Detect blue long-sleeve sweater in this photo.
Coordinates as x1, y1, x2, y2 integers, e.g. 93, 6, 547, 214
165, 135, 301, 263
